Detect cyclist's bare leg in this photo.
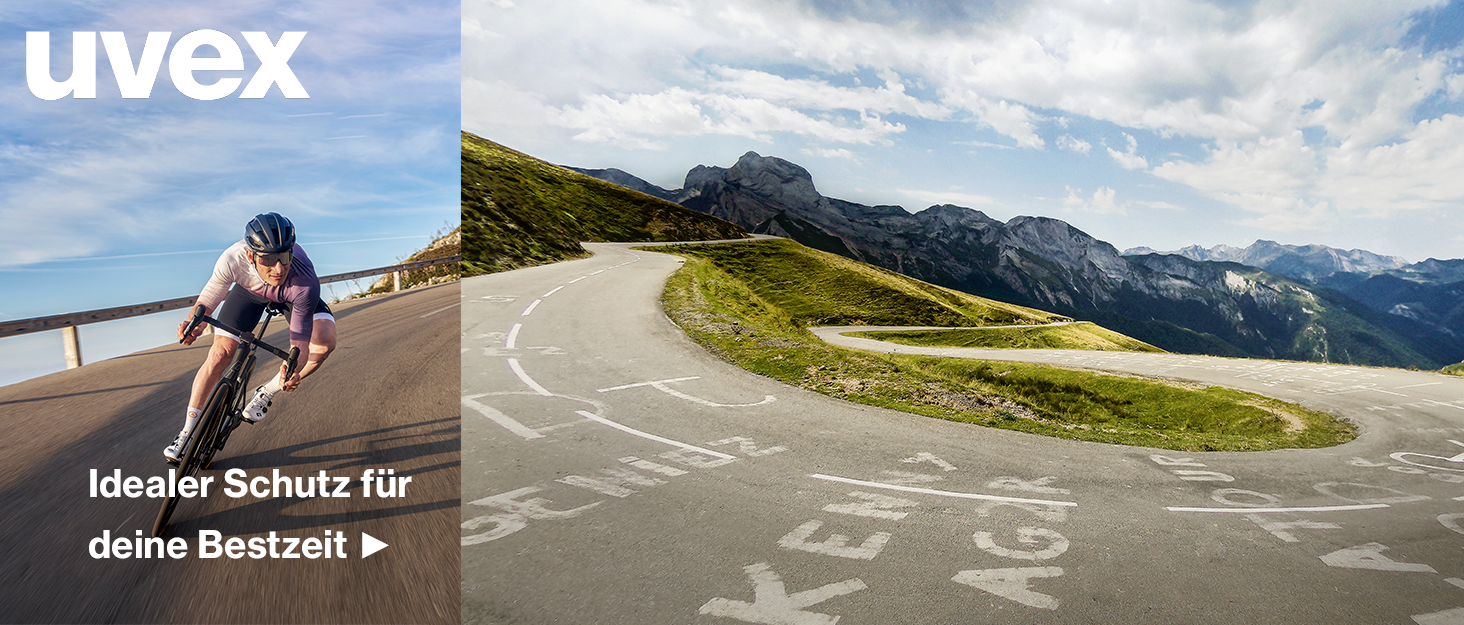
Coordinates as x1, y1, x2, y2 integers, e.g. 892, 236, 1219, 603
190, 334, 240, 410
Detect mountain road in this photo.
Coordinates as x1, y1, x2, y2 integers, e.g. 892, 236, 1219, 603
462, 243, 1464, 624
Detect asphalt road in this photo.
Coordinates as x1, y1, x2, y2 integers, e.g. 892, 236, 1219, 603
0, 282, 460, 624
462, 243, 1464, 625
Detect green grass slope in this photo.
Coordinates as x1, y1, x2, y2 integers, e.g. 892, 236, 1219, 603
460, 132, 746, 275
850, 322, 1165, 352
658, 240, 1355, 451
1445, 362, 1464, 377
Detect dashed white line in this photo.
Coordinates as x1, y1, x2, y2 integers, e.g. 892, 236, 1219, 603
420, 302, 460, 318
543, 285, 565, 298
507, 358, 553, 396
1166, 504, 1390, 513
809, 474, 1078, 507
568, 276, 587, 284
505, 323, 521, 349
1397, 382, 1444, 389
574, 410, 737, 460
463, 395, 543, 440
521, 299, 542, 316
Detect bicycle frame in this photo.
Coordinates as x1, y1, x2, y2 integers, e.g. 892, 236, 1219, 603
153, 303, 300, 537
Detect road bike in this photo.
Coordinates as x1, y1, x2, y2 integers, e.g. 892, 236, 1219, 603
152, 303, 298, 537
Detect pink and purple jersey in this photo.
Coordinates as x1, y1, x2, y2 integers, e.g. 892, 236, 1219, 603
198, 240, 322, 343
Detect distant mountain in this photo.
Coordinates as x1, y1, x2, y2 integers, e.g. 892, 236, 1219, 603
459, 134, 744, 275
1123, 241, 1409, 283
578, 151, 1461, 368
1319, 258, 1464, 346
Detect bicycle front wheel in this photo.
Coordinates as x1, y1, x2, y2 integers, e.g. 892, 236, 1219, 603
152, 376, 234, 537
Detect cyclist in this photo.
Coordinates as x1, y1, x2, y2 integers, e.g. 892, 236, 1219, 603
165, 213, 338, 463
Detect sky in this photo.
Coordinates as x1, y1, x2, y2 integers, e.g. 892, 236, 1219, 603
0, 1, 459, 387
463, 0, 1464, 264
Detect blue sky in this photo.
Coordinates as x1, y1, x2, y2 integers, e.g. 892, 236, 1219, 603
0, 1, 459, 386
463, 0, 1464, 264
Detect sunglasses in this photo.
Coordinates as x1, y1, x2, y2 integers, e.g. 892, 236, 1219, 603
253, 250, 292, 267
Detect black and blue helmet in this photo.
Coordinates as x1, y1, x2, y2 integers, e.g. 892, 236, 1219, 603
245, 213, 296, 254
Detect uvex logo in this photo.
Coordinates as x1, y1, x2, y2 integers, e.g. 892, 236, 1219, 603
27, 30, 308, 101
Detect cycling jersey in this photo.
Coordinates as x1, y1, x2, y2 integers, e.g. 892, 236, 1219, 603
198, 240, 322, 343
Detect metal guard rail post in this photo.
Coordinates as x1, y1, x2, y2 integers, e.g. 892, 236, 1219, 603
0, 255, 459, 368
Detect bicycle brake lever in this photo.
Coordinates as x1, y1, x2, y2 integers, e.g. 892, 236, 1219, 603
180, 304, 206, 344
284, 346, 300, 382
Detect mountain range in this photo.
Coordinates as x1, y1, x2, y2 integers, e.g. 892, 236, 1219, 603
572, 152, 1464, 369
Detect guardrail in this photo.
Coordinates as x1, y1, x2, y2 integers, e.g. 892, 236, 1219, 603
0, 255, 460, 369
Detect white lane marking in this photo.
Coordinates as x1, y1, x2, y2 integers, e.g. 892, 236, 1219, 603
1320, 542, 1438, 573
520, 299, 542, 316
1440, 513, 1464, 536
590, 269, 605, 275
420, 302, 459, 318
951, 567, 1063, 610
1173, 470, 1235, 482
699, 562, 866, 625
1445, 578, 1464, 590
568, 276, 587, 284
1396, 382, 1444, 389
1427, 399, 1464, 411
598, 376, 701, 392
778, 520, 891, 560
507, 359, 553, 397
1166, 504, 1389, 513
505, 324, 521, 349
463, 395, 543, 440
542, 285, 565, 298
1364, 387, 1408, 396
574, 410, 737, 460
1413, 606, 1464, 624
810, 474, 1078, 507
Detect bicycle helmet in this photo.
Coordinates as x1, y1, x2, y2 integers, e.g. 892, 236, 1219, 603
244, 213, 296, 254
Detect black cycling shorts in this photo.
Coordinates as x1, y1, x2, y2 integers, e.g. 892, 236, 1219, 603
213, 284, 332, 340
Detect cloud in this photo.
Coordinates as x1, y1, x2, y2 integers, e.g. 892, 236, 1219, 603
1056, 134, 1090, 154
900, 188, 994, 207
1106, 133, 1148, 170
1063, 185, 1124, 215
550, 88, 907, 146
802, 147, 859, 160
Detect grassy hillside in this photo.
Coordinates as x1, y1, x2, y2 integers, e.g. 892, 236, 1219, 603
365, 225, 460, 295
657, 239, 1355, 451
850, 322, 1165, 352
1445, 362, 1464, 377
460, 132, 745, 275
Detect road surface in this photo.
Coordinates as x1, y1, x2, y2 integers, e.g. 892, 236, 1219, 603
462, 242, 1464, 625
0, 282, 460, 624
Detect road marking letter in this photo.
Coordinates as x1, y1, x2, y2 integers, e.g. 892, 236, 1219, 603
952, 567, 1064, 610
700, 563, 866, 625
778, 520, 891, 560
1320, 543, 1438, 573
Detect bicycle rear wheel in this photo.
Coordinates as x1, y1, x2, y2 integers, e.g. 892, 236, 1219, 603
152, 376, 234, 537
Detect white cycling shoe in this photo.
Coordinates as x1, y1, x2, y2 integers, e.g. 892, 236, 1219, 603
242, 385, 276, 424
163, 429, 190, 464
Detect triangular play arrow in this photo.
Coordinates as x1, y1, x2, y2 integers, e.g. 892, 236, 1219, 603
362, 532, 389, 558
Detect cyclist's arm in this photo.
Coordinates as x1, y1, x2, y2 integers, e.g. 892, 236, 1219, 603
180, 245, 242, 344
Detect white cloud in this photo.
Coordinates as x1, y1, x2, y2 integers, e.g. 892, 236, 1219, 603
900, 188, 994, 207
1106, 133, 1148, 170
549, 88, 906, 146
1063, 186, 1124, 215
802, 147, 859, 160
1057, 134, 1090, 154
